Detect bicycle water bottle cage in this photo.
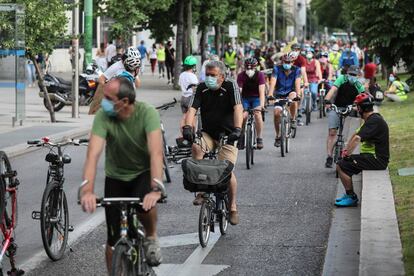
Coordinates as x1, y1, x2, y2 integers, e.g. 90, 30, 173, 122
62, 154, 72, 164
45, 153, 59, 163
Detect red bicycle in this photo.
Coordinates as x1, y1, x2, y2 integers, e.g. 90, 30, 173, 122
0, 151, 24, 276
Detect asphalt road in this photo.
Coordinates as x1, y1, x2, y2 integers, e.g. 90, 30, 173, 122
6, 105, 338, 276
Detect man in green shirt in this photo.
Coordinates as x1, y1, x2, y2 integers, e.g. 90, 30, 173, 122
80, 77, 164, 271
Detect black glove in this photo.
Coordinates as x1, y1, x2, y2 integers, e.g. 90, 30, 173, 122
182, 125, 194, 143
228, 127, 242, 143
324, 99, 331, 105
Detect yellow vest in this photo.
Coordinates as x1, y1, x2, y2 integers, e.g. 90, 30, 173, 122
224, 51, 237, 69
393, 81, 408, 101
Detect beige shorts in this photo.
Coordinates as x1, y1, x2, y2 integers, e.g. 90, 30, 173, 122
195, 132, 238, 165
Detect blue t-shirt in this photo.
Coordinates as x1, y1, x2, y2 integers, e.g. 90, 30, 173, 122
137, 45, 147, 58
272, 65, 301, 96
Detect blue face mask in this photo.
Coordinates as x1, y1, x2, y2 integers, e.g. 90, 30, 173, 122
282, 63, 292, 70
101, 98, 117, 117
205, 76, 220, 90
389, 76, 395, 83
347, 75, 357, 84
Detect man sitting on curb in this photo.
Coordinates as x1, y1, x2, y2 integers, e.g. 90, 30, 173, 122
335, 93, 389, 207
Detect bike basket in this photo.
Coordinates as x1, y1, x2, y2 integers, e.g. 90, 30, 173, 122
181, 159, 234, 193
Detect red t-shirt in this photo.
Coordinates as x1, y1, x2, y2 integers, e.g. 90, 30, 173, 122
294, 55, 306, 68
237, 71, 266, 98
364, 63, 377, 79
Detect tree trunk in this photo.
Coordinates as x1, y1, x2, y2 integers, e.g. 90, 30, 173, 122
214, 24, 221, 57
173, 0, 185, 89
31, 55, 56, 122
187, 0, 192, 55
183, 0, 189, 59
200, 26, 207, 63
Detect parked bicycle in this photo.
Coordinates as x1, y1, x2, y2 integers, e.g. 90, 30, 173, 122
182, 134, 232, 247
77, 180, 166, 276
0, 152, 24, 276
28, 137, 89, 261
329, 104, 353, 177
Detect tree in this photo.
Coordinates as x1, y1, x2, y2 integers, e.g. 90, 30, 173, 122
310, 0, 347, 30
173, 0, 185, 89
343, 0, 414, 75
0, 0, 69, 122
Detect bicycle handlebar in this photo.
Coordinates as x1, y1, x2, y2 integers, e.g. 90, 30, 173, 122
329, 104, 353, 115
27, 138, 89, 147
156, 98, 177, 111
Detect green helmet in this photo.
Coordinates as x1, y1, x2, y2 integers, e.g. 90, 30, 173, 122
184, 55, 197, 66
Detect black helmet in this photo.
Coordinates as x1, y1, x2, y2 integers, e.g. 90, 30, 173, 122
292, 43, 300, 50
347, 65, 360, 76
244, 57, 258, 69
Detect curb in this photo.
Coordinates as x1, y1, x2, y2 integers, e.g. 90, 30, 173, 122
1, 127, 90, 158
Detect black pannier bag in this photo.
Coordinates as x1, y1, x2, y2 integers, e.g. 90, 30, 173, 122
182, 158, 234, 193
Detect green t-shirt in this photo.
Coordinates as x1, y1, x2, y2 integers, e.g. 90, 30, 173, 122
157, 49, 166, 62
92, 102, 161, 181
333, 75, 365, 93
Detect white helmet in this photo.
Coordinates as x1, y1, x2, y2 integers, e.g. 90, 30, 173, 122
126, 46, 141, 59
124, 56, 141, 71
332, 44, 339, 51
287, 51, 299, 61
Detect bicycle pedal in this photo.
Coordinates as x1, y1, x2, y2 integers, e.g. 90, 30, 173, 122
31, 211, 41, 220
68, 225, 74, 232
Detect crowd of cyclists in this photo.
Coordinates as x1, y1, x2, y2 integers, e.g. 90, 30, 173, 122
77, 37, 401, 273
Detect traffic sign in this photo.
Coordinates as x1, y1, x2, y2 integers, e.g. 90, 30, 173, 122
229, 24, 238, 38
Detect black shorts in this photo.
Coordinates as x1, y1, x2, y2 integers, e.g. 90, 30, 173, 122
104, 171, 151, 246
337, 154, 388, 177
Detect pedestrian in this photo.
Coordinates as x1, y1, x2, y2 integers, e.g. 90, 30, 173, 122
335, 93, 389, 207
105, 41, 117, 66
149, 43, 158, 76
80, 76, 165, 272
26, 58, 36, 88
178, 55, 198, 131
96, 42, 108, 71
137, 40, 148, 75
157, 43, 166, 79
165, 41, 175, 84
384, 73, 408, 102
109, 44, 124, 67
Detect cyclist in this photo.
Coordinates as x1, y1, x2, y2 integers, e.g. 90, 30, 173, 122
324, 65, 365, 168
328, 44, 341, 74
384, 73, 408, 102
116, 53, 142, 86
182, 60, 243, 225
335, 93, 389, 207
237, 57, 265, 149
292, 43, 309, 87
179, 55, 199, 130
339, 43, 359, 72
89, 46, 142, 114
80, 77, 164, 271
304, 48, 322, 111
223, 44, 238, 78
320, 51, 333, 83
269, 53, 301, 147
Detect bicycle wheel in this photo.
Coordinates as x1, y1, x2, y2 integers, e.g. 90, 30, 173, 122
285, 119, 290, 153
251, 124, 256, 165
319, 94, 324, 119
162, 132, 171, 183
112, 243, 134, 276
40, 181, 69, 261
245, 126, 251, 170
280, 117, 286, 157
0, 151, 11, 224
198, 201, 211, 248
0, 151, 16, 228
305, 95, 311, 125
219, 196, 229, 235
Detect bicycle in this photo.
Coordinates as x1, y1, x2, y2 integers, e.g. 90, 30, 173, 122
0, 152, 24, 276
304, 87, 312, 125
183, 133, 232, 248
78, 180, 166, 276
28, 137, 89, 261
329, 104, 353, 177
318, 82, 327, 118
244, 108, 257, 170
155, 98, 178, 183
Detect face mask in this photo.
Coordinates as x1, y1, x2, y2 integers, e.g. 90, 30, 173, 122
246, 69, 255, 78
282, 63, 292, 70
205, 76, 220, 90
101, 98, 117, 117
347, 75, 357, 84
345, 48, 350, 52
306, 53, 313, 59
389, 76, 395, 83
228, 48, 233, 53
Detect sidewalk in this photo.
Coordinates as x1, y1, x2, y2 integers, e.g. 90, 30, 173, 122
0, 71, 181, 157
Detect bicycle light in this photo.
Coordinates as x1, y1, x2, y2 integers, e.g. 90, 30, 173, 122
42, 137, 50, 143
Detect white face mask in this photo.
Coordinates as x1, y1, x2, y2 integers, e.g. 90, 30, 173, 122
246, 69, 255, 78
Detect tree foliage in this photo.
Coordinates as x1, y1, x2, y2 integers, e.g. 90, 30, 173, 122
310, 0, 346, 30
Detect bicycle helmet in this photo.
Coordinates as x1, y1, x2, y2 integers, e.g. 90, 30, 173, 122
347, 65, 360, 76
321, 51, 329, 57
292, 43, 300, 50
282, 53, 295, 63
354, 92, 374, 108
332, 44, 339, 51
125, 46, 141, 59
244, 57, 258, 69
124, 56, 141, 71
184, 55, 197, 66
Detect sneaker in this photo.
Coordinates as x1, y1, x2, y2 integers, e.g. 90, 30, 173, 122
143, 238, 162, 266
256, 138, 263, 150
274, 137, 281, 147
334, 194, 359, 207
229, 210, 239, 225
335, 194, 348, 202
192, 193, 204, 206
297, 120, 304, 126
237, 134, 245, 150
325, 157, 333, 168
291, 119, 297, 129
297, 113, 302, 119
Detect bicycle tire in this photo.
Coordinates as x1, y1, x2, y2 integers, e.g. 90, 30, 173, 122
198, 201, 211, 248
319, 94, 324, 119
0, 151, 11, 225
251, 124, 256, 165
40, 181, 69, 261
305, 95, 311, 125
280, 117, 286, 157
246, 126, 251, 170
162, 132, 171, 183
219, 197, 229, 235
111, 243, 134, 276
285, 120, 290, 153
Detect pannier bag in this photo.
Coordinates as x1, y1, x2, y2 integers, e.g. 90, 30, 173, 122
182, 158, 234, 193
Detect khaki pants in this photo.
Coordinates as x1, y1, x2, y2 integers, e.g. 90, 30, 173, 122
195, 132, 238, 165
